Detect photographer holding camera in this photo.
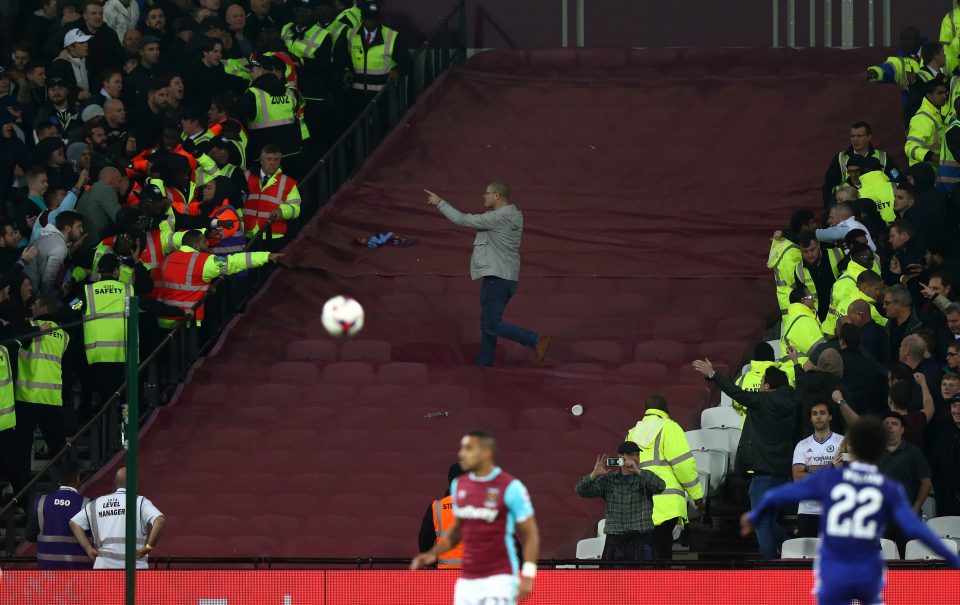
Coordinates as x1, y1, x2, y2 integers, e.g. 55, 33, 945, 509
575, 441, 666, 562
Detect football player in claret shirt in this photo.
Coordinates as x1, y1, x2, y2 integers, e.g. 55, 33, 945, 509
742, 417, 960, 605
411, 430, 540, 604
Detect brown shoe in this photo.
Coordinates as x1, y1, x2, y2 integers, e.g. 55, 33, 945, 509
533, 336, 551, 366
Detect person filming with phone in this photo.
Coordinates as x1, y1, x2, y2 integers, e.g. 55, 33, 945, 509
575, 441, 666, 562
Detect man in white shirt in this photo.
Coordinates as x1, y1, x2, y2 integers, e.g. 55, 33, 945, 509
68, 467, 166, 569
791, 402, 844, 537
815, 203, 876, 251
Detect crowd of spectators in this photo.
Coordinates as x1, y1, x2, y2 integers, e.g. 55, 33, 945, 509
0, 0, 412, 507
691, 14, 960, 560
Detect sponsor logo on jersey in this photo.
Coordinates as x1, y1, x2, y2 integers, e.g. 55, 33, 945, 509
457, 505, 499, 523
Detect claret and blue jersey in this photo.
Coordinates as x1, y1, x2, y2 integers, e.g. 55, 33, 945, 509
450, 467, 534, 580
750, 461, 960, 605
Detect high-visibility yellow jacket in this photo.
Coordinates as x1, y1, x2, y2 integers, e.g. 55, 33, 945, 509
768, 238, 801, 316
626, 409, 703, 525
905, 96, 944, 166
0, 346, 14, 432
781, 302, 826, 357
941, 7, 960, 46
866, 55, 920, 90
822, 261, 870, 336
857, 170, 896, 224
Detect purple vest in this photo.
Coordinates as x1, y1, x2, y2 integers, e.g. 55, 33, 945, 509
36, 488, 92, 570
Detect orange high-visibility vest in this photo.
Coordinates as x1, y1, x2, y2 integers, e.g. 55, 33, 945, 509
149, 250, 212, 322
431, 496, 463, 569
244, 171, 298, 236
139, 229, 172, 269
167, 187, 199, 217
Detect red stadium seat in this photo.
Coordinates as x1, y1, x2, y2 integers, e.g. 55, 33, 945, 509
715, 316, 764, 341
617, 361, 668, 379
321, 362, 375, 384
568, 340, 622, 364
341, 339, 393, 361
634, 340, 688, 363
355, 384, 411, 403
376, 362, 429, 383
653, 317, 707, 342
698, 339, 748, 367
592, 384, 647, 408
285, 339, 337, 361
269, 361, 321, 384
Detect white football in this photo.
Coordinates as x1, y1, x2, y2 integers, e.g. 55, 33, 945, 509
321, 295, 365, 337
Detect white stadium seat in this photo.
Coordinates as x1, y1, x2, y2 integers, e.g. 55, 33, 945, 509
576, 536, 605, 560
687, 428, 740, 471
904, 538, 959, 561
597, 518, 605, 536
692, 449, 726, 493
701, 406, 743, 430
767, 339, 782, 357
719, 391, 733, 407
780, 538, 819, 559
927, 516, 960, 543
879, 539, 899, 560
921, 497, 937, 521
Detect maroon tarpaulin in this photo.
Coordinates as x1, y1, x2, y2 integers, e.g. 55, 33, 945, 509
67, 48, 901, 560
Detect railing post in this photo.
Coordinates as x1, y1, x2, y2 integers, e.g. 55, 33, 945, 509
841, 0, 854, 48
124, 296, 140, 605
882, 0, 890, 46
561, 0, 568, 47
867, 0, 875, 47
772, 0, 779, 47
787, 0, 796, 47
5, 508, 14, 556
824, 0, 833, 47
576, 0, 585, 47
809, 0, 816, 46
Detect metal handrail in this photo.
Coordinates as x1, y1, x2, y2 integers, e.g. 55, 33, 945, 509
0, 0, 467, 556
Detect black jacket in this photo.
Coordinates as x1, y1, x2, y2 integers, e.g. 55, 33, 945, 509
839, 347, 888, 418
710, 372, 801, 477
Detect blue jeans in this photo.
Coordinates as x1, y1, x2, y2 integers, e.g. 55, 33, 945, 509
748, 474, 789, 560
477, 276, 538, 366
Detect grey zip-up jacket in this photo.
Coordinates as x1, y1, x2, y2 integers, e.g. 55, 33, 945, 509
436, 200, 523, 281
25, 231, 69, 297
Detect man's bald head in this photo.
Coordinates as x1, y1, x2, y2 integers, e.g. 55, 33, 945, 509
99, 166, 121, 188
846, 299, 872, 327
115, 467, 126, 488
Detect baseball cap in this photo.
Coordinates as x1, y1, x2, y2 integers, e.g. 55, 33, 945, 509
208, 136, 233, 149
617, 441, 640, 455
256, 55, 284, 73
47, 76, 68, 89
361, 2, 380, 17
0, 66, 6, 78
139, 35, 161, 49
81, 104, 104, 123
948, 394, 960, 405
64, 28, 93, 47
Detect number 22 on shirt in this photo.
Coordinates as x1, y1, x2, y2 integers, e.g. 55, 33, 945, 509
825, 484, 883, 539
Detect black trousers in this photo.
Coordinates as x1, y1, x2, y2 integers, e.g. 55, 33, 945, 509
601, 531, 654, 563
796, 513, 820, 538
650, 518, 678, 560
79, 362, 124, 424
0, 427, 28, 498
14, 401, 67, 471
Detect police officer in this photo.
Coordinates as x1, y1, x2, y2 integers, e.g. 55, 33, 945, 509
625, 395, 704, 560
69, 467, 166, 569
418, 462, 465, 568
25, 458, 92, 569
242, 55, 303, 164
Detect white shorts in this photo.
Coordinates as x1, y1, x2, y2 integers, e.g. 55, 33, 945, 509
453, 574, 519, 605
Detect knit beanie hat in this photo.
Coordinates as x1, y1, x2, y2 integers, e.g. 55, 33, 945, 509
815, 348, 844, 379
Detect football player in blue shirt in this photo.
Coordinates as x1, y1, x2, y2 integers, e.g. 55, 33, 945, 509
742, 417, 960, 605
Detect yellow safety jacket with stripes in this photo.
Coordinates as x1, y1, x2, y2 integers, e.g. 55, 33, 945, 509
768, 238, 801, 316
905, 96, 944, 167
837, 149, 889, 183
857, 170, 897, 224
348, 26, 399, 92
822, 261, 870, 336
626, 409, 703, 525
939, 116, 960, 190
83, 280, 133, 365
781, 303, 826, 358
16, 319, 68, 406
0, 346, 14, 431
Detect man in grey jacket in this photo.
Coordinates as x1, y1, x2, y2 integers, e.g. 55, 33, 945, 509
25, 211, 85, 299
425, 183, 550, 367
